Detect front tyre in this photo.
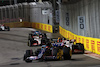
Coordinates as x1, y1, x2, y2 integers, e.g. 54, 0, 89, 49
23, 50, 33, 63
23, 54, 32, 63
28, 40, 32, 47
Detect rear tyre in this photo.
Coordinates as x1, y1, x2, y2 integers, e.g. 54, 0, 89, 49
76, 43, 84, 54
52, 48, 59, 60
24, 54, 32, 63
7, 26, 10, 31
80, 44, 84, 54
41, 39, 46, 45
0, 28, 2, 31
53, 48, 58, 56
28, 34, 33, 40
63, 47, 71, 60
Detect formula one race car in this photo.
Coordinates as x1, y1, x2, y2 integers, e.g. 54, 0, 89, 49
23, 41, 71, 63
72, 43, 84, 54
27, 31, 49, 46
0, 24, 10, 31
62, 39, 84, 54
50, 38, 84, 54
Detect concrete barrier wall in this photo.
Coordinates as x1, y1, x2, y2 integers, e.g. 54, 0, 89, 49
31, 22, 53, 33
59, 26, 100, 55
3, 22, 32, 28
4, 22, 23, 28
59, 0, 100, 38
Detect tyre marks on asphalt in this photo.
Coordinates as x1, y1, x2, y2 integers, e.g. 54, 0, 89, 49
0, 37, 27, 43
0, 33, 27, 38
1, 46, 25, 52
10, 63, 20, 65
0, 31, 28, 43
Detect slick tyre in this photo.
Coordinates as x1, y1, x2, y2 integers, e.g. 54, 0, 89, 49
53, 48, 58, 56
28, 34, 34, 40
23, 50, 33, 63
0, 28, 2, 31
7, 26, 10, 31
28, 40, 32, 47
63, 47, 71, 60
76, 43, 84, 54
23, 54, 32, 63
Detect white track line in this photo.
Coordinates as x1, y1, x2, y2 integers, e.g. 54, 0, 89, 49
84, 54, 100, 60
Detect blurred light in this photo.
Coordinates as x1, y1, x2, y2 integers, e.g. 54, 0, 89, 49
2, 0, 4, 3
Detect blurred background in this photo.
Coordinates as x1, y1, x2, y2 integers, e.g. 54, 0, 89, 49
0, 0, 52, 6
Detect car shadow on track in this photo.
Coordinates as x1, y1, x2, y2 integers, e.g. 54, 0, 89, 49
10, 63, 20, 65
71, 59, 85, 61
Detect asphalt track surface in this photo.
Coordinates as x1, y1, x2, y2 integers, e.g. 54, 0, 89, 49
0, 28, 100, 67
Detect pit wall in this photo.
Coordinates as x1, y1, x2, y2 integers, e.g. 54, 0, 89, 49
3, 22, 53, 33
59, 26, 100, 55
